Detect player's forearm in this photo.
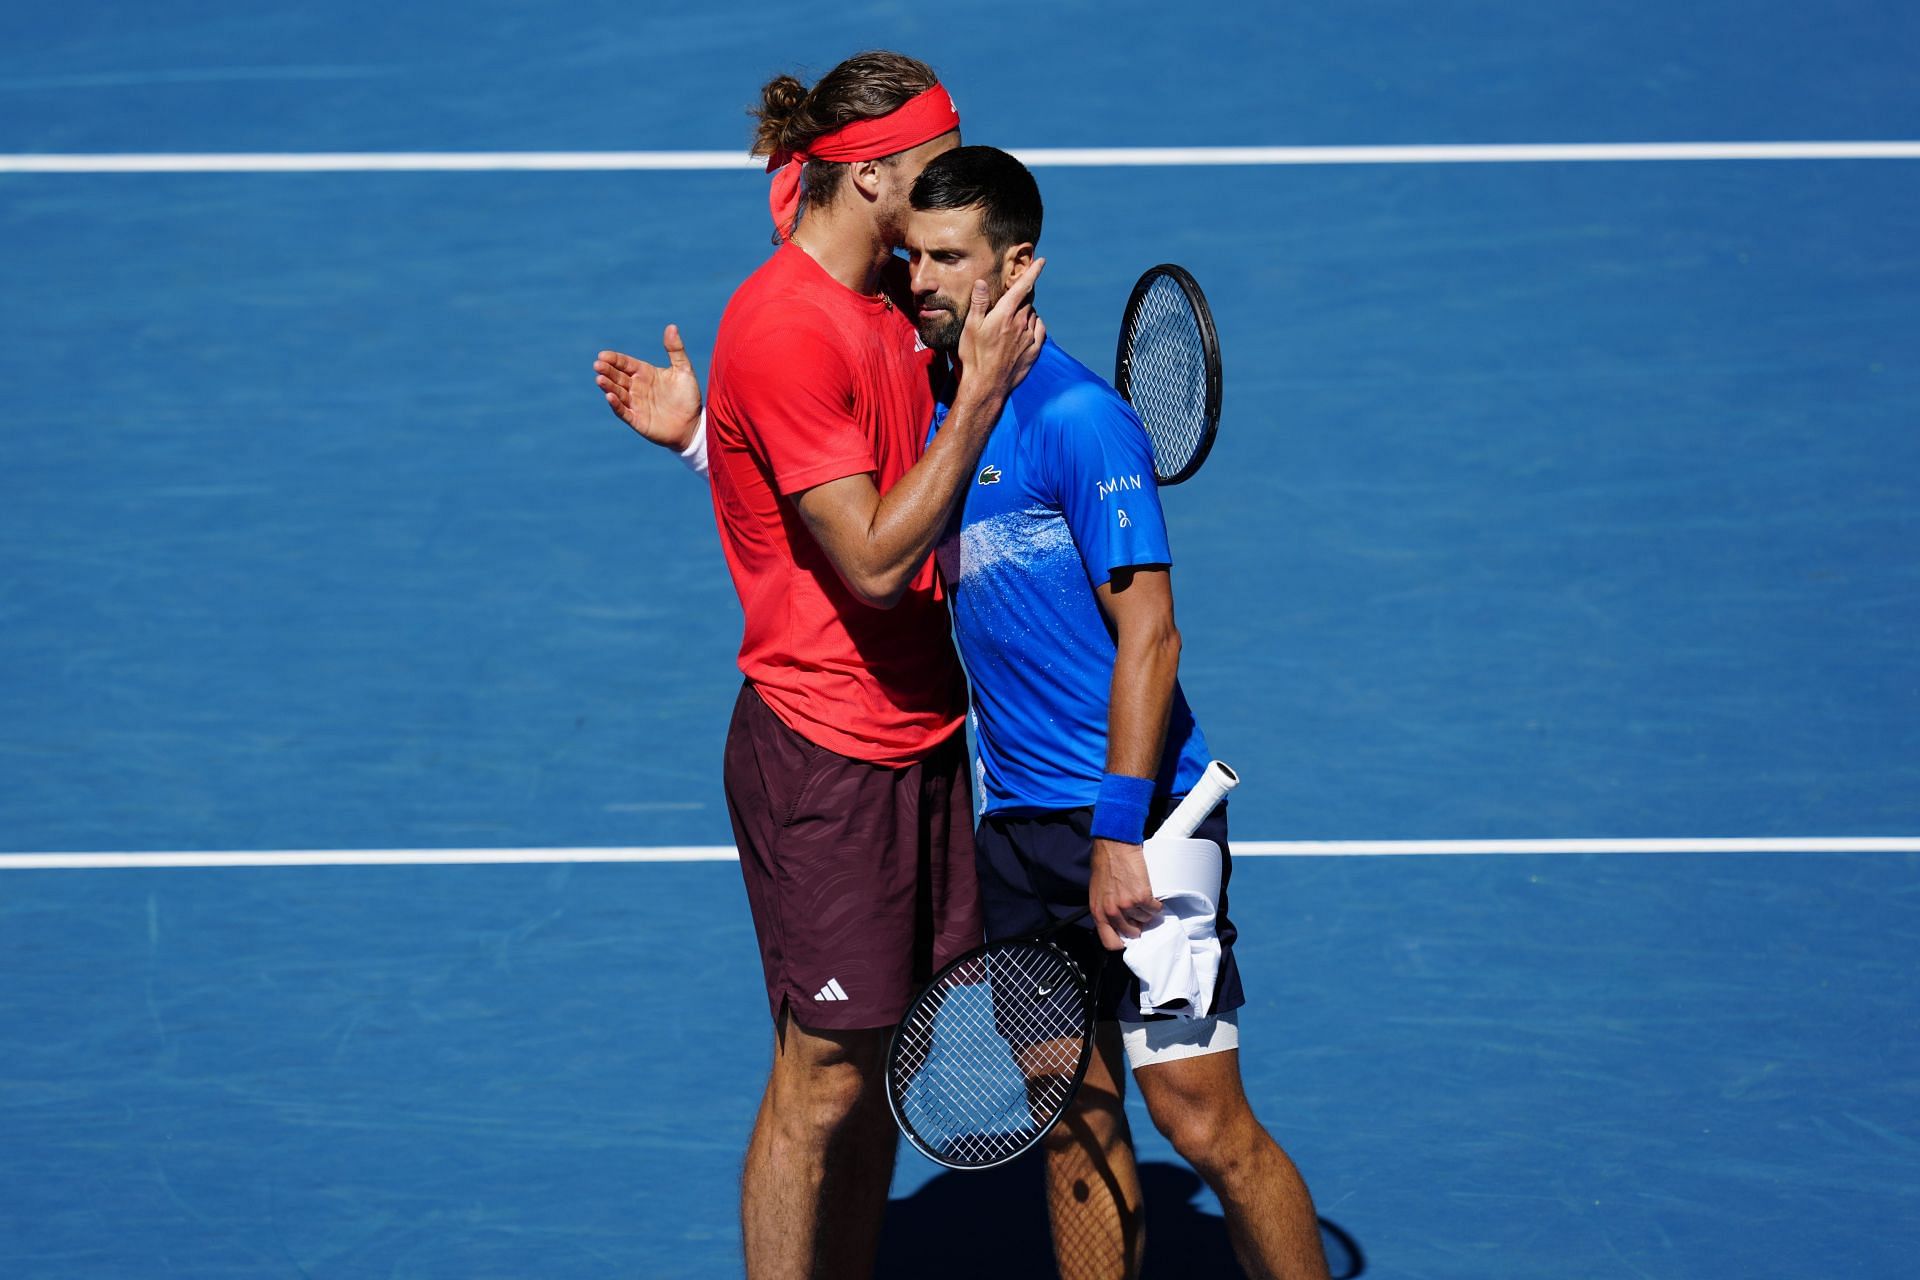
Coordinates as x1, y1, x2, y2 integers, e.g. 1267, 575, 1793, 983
1090, 615, 1180, 947
1104, 615, 1182, 782
1081, 530, 1185, 944
830, 273, 1042, 604
839, 386, 1009, 606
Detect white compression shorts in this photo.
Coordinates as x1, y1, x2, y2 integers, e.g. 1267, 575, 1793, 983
1121, 1007, 1240, 1070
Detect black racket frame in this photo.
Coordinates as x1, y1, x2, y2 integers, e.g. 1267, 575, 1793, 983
1113, 263, 1224, 486
885, 911, 1098, 1171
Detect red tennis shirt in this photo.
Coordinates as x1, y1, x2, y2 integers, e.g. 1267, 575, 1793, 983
705, 242, 967, 766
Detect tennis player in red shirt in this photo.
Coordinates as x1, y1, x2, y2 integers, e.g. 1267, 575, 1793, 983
596, 52, 1041, 1280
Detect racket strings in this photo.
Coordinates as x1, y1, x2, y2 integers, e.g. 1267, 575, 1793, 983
890, 943, 1090, 1168
1122, 275, 1211, 480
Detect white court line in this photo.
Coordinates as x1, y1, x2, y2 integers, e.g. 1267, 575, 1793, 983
1233, 837, 1920, 857
2, 141, 1919, 173
2, 837, 1916, 870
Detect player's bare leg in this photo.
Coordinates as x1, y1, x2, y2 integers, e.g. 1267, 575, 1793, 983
1133, 1047, 1329, 1280
1039, 1022, 1146, 1280
740, 1009, 896, 1280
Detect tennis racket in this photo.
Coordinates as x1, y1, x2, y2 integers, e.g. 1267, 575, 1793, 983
886, 761, 1240, 1170
1113, 264, 1223, 485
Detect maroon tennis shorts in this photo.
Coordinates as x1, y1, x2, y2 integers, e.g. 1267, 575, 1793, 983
722, 682, 981, 1031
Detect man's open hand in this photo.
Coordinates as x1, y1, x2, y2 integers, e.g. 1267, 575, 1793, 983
955, 257, 1046, 400
594, 325, 703, 451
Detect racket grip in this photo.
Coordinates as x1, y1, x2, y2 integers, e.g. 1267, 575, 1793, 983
1152, 761, 1239, 839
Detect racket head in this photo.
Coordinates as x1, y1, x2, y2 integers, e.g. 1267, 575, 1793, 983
886, 934, 1095, 1171
1113, 263, 1223, 486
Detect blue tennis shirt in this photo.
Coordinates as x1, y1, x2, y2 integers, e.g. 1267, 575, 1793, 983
930, 338, 1210, 816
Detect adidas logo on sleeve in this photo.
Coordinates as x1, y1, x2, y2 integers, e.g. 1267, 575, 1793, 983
813, 978, 850, 1002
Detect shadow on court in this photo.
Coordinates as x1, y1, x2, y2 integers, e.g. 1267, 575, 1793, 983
880, 1160, 1364, 1277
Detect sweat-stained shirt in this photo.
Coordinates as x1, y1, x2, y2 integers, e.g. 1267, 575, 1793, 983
706, 242, 967, 766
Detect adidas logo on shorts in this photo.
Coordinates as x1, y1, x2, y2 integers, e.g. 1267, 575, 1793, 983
813, 978, 850, 1002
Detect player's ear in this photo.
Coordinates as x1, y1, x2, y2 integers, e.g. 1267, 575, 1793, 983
1000, 243, 1035, 289
848, 158, 886, 201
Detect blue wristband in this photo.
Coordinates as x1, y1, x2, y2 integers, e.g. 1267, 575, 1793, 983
1090, 773, 1155, 845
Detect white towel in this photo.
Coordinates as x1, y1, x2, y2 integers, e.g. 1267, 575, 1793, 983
1120, 836, 1224, 1019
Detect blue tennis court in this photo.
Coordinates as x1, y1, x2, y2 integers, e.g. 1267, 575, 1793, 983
4, 3, 1918, 1276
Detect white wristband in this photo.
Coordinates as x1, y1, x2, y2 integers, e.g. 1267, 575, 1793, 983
678, 411, 709, 476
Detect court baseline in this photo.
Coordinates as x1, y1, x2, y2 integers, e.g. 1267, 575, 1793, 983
4, 140, 1920, 173
4, 836, 1917, 870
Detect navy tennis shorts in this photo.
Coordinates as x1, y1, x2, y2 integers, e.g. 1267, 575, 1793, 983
973, 801, 1244, 1025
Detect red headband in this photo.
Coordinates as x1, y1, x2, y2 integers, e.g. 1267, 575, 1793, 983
765, 82, 961, 237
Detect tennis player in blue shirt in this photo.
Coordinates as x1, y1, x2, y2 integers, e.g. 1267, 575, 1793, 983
906, 147, 1329, 1280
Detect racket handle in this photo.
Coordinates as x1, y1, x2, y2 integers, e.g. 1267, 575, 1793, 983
1153, 761, 1239, 839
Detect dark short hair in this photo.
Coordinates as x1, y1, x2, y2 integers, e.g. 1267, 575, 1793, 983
909, 146, 1043, 254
